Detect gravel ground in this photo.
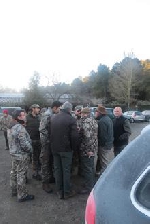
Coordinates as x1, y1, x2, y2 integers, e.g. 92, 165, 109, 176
0, 122, 149, 224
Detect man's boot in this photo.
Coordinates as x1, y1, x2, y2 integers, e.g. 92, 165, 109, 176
42, 183, 53, 193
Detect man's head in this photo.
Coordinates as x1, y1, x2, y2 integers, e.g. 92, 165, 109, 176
75, 108, 81, 118
113, 107, 122, 117
97, 105, 107, 115
12, 109, 26, 124
61, 101, 72, 113
81, 107, 90, 118
51, 101, 62, 114
3, 109, 8, 117
30, 104, 40, 115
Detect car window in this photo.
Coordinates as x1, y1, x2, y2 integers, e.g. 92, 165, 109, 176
135, 112, 142, 116
128, 111, 134, 115
106, 108, 113, 114
130, 166, 150, 217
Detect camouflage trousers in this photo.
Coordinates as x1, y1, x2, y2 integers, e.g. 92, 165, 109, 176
10, 154, 30, 200
40, 142, 54, 183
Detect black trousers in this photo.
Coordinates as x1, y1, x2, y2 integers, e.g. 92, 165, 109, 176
53, 151, 73, 195
32, 139, 41, 174
4, 131, 9, 149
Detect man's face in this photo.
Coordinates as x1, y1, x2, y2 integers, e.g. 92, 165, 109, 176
32, 107, 40, 114
3, 113, 8, 117
75, 110, 81, 117
52, 106, 60, 114
95, 110, 100, 118
113, 107, 122, 117
18, 112, 26, 121
81, 113, 88, 118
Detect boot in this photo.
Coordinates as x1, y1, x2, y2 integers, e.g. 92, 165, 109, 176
42, 183, 53, 193
18, 194, 34, 202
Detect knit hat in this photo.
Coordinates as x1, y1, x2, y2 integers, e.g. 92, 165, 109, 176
3, 109, 8, 114
97, 105, 107, 114
81, 107, 90, 114
12, 109, 25, 120
61, 101, 72, 111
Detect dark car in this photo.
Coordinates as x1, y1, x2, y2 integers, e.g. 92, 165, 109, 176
90, 107, 115, 120
0, 107, 22, 118
85, 126, 150, 224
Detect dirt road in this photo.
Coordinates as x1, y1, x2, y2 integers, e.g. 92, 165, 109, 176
0, 122, 149, 224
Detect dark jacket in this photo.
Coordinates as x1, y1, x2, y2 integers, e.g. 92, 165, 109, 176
26, 113, 41, 140
113, 115, 131, 147
51, 110, 79, 153
97, 115, 114, 148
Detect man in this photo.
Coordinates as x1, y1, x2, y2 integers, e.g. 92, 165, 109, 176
51, 101, 78, 199
72, 108, 82, 175
26, 104, 41, 180
0, 109, 12, 150
7, 109, 34, 202
79, 107, 98, 194
96, 105, 114, 174
39, 101, 62, 193
113, 107, 131, 156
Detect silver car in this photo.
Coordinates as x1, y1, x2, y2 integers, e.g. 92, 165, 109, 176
142, 110, 150, 122
123, 111, 145, 123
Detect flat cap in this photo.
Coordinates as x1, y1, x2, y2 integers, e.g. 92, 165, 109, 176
81, 107, 90, 114
30, 104, 40, 108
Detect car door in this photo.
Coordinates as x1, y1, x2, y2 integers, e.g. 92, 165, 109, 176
93, 129, 150, 224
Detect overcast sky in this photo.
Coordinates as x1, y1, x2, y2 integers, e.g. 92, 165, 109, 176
0, 0, 149, 90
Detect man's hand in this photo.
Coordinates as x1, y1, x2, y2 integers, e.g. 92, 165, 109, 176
87, 151, 94, 157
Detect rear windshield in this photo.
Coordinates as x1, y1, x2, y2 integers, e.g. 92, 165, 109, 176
135, 112, 142, 115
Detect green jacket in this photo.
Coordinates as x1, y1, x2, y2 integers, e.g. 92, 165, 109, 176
97, 115, 114, 148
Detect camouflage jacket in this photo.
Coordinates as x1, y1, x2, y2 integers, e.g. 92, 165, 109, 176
79, 116, 98, 156
39, 109, 56, 145
8, 122, 32, 157
0, 115, 12, 131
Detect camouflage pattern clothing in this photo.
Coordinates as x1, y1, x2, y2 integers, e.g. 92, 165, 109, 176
72, 116, 82, 175
0, 114, 12, 131
0, 114, 12, 149
7, 122, 32, 200
26, 113, 41, 175
39, 110, 54, 183
79, 116, 98, 191
79, 117, 98, 156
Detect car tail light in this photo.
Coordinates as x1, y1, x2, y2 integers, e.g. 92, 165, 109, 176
85, 190, 96, 224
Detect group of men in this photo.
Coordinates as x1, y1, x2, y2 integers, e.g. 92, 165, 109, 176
0, 102, 131, 202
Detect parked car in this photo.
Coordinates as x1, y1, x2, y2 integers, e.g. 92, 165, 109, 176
90, 107, 115, 120
85, 127, 150, 224
142, 110, 150, 122
0, 107, 22, 118
123, 111, 145, 123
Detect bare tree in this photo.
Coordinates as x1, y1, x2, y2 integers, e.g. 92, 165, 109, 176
109, 52, 142, 108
